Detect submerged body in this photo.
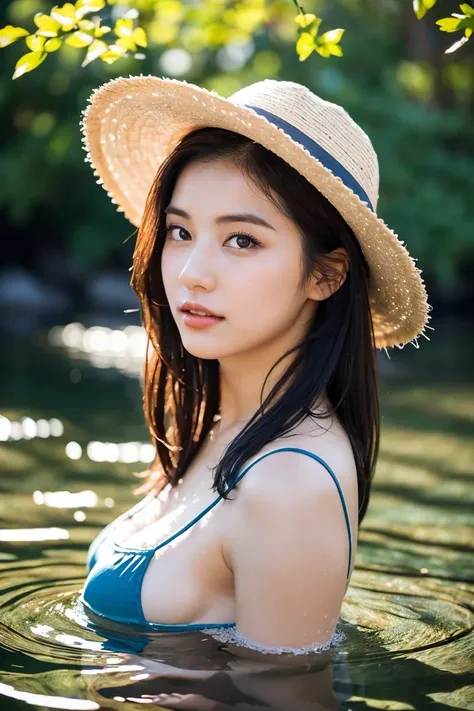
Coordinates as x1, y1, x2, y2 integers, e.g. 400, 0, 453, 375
81, 415, 358, 644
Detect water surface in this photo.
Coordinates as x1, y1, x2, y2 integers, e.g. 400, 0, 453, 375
0, 315, 472, 710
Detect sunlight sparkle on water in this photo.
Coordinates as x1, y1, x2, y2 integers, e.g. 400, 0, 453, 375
0, 415, 64, 442
48, 323, 148, 376
0, 528, 69, 542
32, 490, 98, 509
0, 684, 99, 710
64, 440, 155, 463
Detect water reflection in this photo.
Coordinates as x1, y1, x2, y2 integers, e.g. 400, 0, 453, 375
0, 415, 64, 441
48, 323, 147, 377
0, 315, 472, 710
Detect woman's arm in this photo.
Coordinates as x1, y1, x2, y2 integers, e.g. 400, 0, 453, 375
225, 449, 353, 649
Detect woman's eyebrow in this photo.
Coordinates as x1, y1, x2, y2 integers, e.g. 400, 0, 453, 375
164, 205, 276, 231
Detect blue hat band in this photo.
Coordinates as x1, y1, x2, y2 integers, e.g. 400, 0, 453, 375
243, 104, 374, 213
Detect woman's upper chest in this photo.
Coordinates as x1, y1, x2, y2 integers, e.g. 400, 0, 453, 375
109, 444, 238, 606
113, 448, 237, 623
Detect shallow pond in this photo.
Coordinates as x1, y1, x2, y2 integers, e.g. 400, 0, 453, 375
0, 313, 472, 710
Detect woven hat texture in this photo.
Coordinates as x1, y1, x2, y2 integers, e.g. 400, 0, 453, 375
80, 75, 432, 350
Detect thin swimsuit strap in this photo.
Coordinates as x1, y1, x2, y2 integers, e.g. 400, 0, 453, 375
112, 446, 353, 580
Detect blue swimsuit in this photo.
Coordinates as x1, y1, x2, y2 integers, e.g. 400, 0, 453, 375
80, 447, 353, 632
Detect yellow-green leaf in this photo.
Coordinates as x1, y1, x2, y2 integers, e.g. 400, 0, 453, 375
466, 27, 473, 37
436, 17, 462, 32
132, 27, 147, 47
26, 34, 46, 51
413, 0, 438, 20
45, 37, 63, 52
100, 52, 121, 64
75, 0, 105, 20
51, 3, 77, 31
319, 28, 344, 44
94, 25, 111, 37
315, 44, 331, 58
326, 42, 343, 57
115, 35, 136, 51
114, 18, 133, 38
13, 51, 47, 79
78, 19, 95, 31
294, 13, 316, 29
413, 0, 425, 20
65, 30, 94, 47
85, 0, 105, 8
296, 31, 315, 61
309, 18, 323, 37
33, 13, 61, 37
460, 3, 474, 17
0, 25, 29, 48
99, 44, 127, 63
81, 37, 108, 66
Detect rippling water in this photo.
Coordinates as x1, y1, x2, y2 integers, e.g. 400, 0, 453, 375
0, 314, 472, 710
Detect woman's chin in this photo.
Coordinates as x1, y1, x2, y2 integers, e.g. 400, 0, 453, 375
182, 340, 227, 360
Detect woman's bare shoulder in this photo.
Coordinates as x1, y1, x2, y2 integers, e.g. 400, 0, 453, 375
239, 411, 356, 495
232, 410, 359, 545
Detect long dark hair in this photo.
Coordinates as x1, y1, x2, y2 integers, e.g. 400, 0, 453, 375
131, 127, 380, 525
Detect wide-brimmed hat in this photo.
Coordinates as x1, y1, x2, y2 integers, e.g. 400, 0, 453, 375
80, 75, 432, 350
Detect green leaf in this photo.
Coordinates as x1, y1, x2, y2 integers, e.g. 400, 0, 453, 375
132, 27, 147, 47
65, 30, 94, 47
12, 51, 47, 79
45, 37, 63, 52
0, 25, 29, 48
33, 13, 62, 37
296, 31, 315, 61
25, 34, 46, 51
51, 3, 77, 31
81, 37, 108, 66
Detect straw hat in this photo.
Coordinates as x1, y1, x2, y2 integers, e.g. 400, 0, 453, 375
80, 76, 432, 350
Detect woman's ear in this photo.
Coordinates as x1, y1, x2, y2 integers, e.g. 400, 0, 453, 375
309, 248, 349, 302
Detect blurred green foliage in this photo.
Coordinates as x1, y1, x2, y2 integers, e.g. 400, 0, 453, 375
0, 0, 473, 291
1, 1, 472, 76
0, 0, 350, 76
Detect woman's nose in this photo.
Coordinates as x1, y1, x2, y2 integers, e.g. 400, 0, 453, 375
178, 245, 216, 290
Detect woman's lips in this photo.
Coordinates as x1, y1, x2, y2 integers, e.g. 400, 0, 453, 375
181, 311, 225, 329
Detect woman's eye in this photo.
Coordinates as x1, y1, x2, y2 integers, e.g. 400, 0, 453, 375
165, 225, 261, 250
226, 233, 260, 250
166, 225, 190, 241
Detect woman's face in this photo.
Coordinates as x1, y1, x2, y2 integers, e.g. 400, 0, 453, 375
161, 157, 318, 361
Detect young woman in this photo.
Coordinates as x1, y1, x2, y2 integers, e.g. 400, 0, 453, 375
79, 77, 431, 653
